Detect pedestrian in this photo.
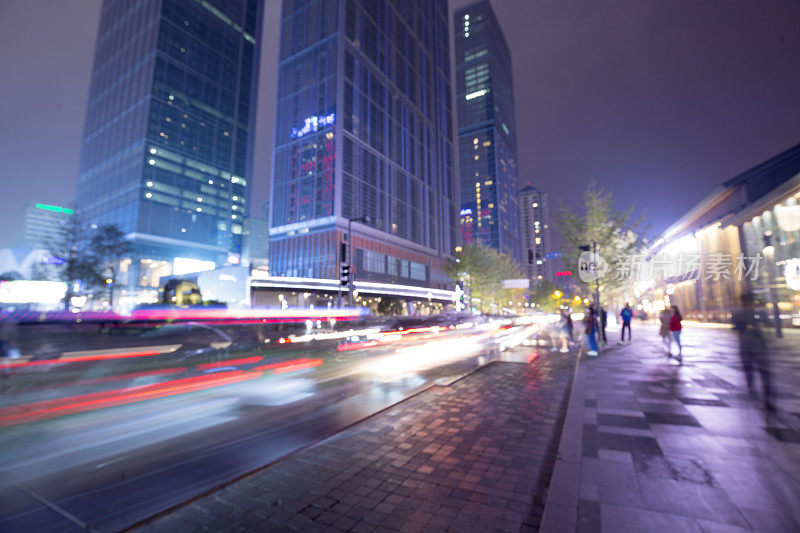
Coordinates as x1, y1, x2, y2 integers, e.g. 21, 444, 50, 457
599, 305, 608, 346
658, 307, 671, 351
669, 305, 683, 362
584, 306, 598, 356
557, 311, 570, 353
618, 303, 633, 344
732, 293, 774, 411
565, 310, 573, 341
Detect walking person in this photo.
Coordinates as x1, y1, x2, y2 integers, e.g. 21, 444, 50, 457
619, 303, 633, 344
599, 305, 608, 346
565, 311, 573, 341
732, 293, 774, 411
669, 305, 683, 363
658, 307, 671, 352
584, 306, 599, 356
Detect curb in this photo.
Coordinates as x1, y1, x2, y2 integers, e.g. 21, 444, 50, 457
538, 337, 587, 532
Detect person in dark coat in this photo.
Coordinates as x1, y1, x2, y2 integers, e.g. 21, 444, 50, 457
732, 292, 774, 411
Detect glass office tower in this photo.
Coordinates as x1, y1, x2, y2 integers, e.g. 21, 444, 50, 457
269, 0, 457, 290
76, 0, 262, 291
519, 185, 551, 285
454, 0, 520, 262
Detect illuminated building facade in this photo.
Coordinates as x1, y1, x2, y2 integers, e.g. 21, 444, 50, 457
646, 143, 800, 326
75, 0, 263, 291
268, 0, 457, 290
454, 0, 520, 262
519, 186, 551, 284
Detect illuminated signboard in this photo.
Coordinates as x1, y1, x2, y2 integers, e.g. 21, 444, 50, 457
555, 271, 572, 277
35, 203, 73, 215
459, 208, 473, 216
291, 113, 335, 138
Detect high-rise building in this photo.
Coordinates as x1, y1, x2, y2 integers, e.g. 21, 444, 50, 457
75, 0, 263, 290
268, 0, 457, 290
20, 203, 74, 249
519, 185, 551, 284
454, 0, 520, 262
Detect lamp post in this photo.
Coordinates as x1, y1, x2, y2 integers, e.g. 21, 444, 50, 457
579, 241, 601, 310
762, 231, 783, 338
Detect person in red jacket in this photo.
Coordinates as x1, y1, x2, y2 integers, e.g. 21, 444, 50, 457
669, 305, 683, 363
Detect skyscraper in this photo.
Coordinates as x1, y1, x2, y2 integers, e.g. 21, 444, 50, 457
75, 0, 263, 290
268, 0, 457, 290
519, 185, 551, 284
454, 0, 520, 262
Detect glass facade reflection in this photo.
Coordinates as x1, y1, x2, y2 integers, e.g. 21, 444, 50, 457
454, 0, 520, 262
269, 0, 457, 289
76, 0, 262, 288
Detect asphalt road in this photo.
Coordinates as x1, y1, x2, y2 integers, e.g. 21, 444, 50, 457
0, 317, 543, 532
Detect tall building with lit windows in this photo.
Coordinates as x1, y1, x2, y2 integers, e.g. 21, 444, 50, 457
454, 0, 520, 262
75, 0, 263, 291
268, 0, 457, 290
520, 185, 551, 284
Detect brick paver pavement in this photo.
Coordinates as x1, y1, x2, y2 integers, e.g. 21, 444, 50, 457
541, 324, 800, 533
132, 351, 576, 532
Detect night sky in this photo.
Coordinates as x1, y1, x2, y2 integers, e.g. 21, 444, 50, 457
1, 0, 799, 249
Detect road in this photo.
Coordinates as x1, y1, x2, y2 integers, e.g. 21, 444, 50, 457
0, 315, 548, 532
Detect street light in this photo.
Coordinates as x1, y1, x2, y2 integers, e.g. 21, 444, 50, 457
762, 231, 782, 338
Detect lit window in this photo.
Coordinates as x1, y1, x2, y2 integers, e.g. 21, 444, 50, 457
474, 155, 479, 160
149, 148, 157, 155
196, 207, 202, 212
148, 159, 155, 165
208, 179, 214, 185
473, 138, 478, 144
145, 192, 152, 198
533, 203, 538, 207
232, 205, 238, 210
464, 14, 469, 20
146, 181, 153, 187
197, 197, 203, 202
181, 228, 186, 233
535, 238, 541, 244
232, 195, 239, 201
231, 215, 238, 220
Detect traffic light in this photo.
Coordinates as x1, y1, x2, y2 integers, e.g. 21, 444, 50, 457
339, 263, 350, 286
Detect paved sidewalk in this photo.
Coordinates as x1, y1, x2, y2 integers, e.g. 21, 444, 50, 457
132, 351, 576, 532
541, 324, 800, 533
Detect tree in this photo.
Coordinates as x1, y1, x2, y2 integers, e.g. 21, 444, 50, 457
529, 280, 560, 313
445, 242, 523, 314
555, 181, 647, 301
89, 225, 132, 309
0, 271, 23, 282
46, 212, 98, 309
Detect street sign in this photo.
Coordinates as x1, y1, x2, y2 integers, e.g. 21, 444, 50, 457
502, 278, 530, 289
545, 252, 561, 259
